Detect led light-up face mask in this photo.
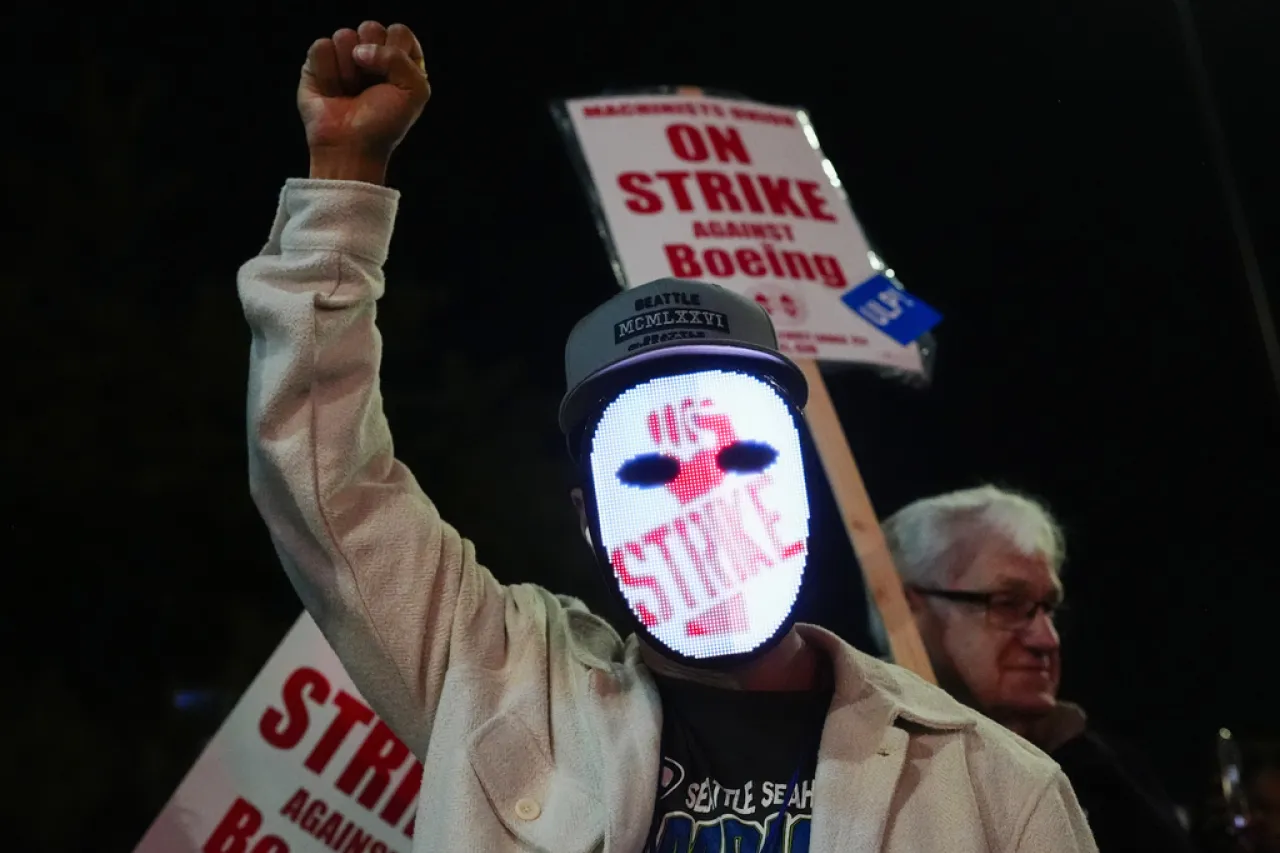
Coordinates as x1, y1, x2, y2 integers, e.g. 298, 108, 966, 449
584, 367, 811, 663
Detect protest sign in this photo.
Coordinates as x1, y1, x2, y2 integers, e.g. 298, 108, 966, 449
135, 613, 419, 853
556, 93, 940, 369
556, 91, 937, 679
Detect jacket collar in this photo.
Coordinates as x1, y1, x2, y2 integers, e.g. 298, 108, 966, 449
796, 624, 976, 852
795, 623, 975, 731
613, 623, 975, 732
581, 622, 975, 852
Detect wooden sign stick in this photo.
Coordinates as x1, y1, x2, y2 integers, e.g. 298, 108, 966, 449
796, 358, 937, 682
659, 86, 933, 681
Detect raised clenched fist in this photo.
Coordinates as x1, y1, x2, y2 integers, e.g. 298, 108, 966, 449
299, 21, 431, 183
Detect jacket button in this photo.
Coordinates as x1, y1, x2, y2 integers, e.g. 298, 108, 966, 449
514, 798, 541, 821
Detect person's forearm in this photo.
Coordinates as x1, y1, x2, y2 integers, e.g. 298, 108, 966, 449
240, 180, 494, 757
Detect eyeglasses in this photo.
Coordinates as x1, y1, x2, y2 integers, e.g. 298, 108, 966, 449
909, 586, 1066, 631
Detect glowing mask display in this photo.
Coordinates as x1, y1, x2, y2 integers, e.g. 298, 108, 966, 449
587, 369, 811, 661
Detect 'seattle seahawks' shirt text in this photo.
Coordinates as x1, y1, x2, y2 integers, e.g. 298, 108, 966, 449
644, 671, 833, 853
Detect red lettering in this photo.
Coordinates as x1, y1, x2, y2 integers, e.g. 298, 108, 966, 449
663, 403, 681, 444
403, 815, 415, 839
644, 525, 696, 609
666, 124, 753, 163
584, 102, 730, 119
666, 123, 709, 161
797, 181, 835, 221
780, 250, 814, 282
620, 171, 828, 218
704, 249, 733, 277
304, 691, 374, 774
281, 789, 347, 848
705, 491, 773, 582
336, 722, 411, 808
680, 398, 703, 444
683, 509, 737, 598
371, 844, 388, 853
300, 799, 327, 833
735, 248, 766, 277
729, 106, 796, 126
735, 173, 765, 213
664, 243, 702, 279
343, 828, 372, 853
706, 126, 752, 164
813, 254, 847, 288
333, 822, 355, 849
252, 840, 289, 853
380, 758, 421, 826
646, 410, 663, 444
695, 172, 741, 212
663, 243, 847, 289
758, 177, 805, 217
618, 172, 661, 214
280, 788, 308, 822
654, 171, 695, 211
689, 221, 797, 243
204, 798, 263, 853
314, 813, 343, 845
611, 543, 674, 626
761, 243, 785, 277
260, 667, 330, 750
747, 477, 806, 560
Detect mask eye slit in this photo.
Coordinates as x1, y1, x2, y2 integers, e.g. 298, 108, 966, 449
617, 453, 681, 487
716, 441, 778, 474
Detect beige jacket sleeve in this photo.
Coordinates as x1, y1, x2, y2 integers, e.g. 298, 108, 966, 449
1014, 769, 1099, 853
238, 179, 516, 757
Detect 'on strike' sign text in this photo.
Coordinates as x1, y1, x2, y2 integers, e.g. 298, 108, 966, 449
561, 94, 925, 371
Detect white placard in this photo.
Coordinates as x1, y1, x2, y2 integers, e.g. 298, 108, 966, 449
561, 93, 923, 371
134, 613, 419, 853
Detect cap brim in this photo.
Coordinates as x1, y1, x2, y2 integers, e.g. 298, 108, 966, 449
558, 341, 808, 436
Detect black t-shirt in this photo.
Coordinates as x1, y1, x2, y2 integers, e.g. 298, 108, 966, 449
643, 671, 833, 853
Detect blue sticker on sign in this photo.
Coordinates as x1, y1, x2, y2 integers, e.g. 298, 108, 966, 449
841, 273, 942, 346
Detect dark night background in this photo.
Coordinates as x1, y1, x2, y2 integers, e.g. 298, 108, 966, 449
5, 1, 1277, 850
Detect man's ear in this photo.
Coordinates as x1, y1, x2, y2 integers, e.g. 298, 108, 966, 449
569, 487, 592, 547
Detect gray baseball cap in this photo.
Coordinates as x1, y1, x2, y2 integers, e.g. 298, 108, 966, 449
559, 278, 807, 434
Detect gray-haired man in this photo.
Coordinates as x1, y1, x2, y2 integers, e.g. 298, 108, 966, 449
884, 486, 1196, 853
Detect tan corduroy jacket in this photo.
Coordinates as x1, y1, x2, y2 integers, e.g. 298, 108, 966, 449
239, 179, 1098, 853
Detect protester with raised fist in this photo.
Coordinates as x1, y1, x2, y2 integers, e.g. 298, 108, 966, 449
239, 21, 1097, 852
